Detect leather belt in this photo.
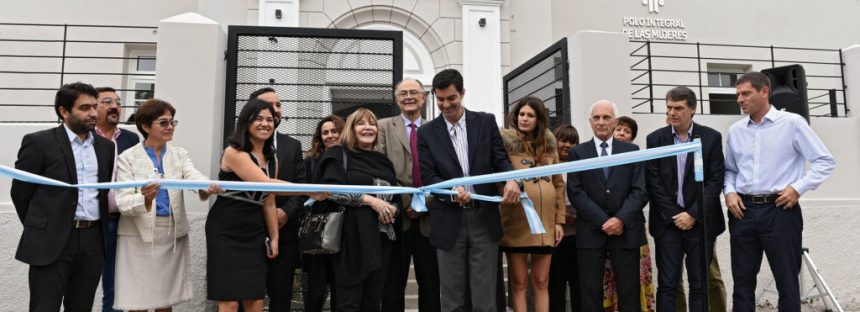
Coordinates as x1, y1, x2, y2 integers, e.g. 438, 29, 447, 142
738, 193, 779, 204
72, 219, 101, 229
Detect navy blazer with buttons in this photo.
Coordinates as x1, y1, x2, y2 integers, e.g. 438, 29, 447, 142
645, 123, 725, 240
566, 138, 647, 250
417, 109, 513, 251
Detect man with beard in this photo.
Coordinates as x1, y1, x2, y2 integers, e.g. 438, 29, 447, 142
11, 82, 116, 311
94, 87, 139, 312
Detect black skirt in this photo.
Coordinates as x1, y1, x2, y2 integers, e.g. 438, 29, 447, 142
499, 246, 555, 255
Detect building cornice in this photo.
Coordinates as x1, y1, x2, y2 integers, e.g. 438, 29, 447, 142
458, 0, 504, 8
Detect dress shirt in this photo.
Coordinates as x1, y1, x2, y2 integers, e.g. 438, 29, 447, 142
593, 136, 614, 156
95, 127, 121, 213
724, 106, 835, 195
672, 124, 693, 207
144, 146, 172, 216
402, 114, 423, 138
65, 125, 100, 221
444, 111, 474, 194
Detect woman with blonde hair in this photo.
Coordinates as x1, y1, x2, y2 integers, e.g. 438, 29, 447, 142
317, 108, 401, 311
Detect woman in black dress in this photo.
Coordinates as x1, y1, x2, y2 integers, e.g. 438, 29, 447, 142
206, 99, 323, 312
318, 108, 400, 311
303, 115, 345, 312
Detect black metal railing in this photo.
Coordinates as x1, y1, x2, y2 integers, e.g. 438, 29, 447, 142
503, 38, 570, 129
0, 22, 158, 123
630, 40, 848, 117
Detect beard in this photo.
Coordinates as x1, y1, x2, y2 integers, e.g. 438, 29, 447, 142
67, 113, 95, 135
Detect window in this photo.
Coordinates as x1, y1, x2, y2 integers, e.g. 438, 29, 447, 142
124, 47, 156, 118
707, 72, 741, 88
708, 93, 740, 115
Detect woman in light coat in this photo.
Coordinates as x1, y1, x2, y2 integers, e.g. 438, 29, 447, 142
499, 96, 566, 312
115, 98, 221, 312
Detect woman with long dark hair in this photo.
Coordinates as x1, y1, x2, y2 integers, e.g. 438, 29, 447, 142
548, 123, 582, 312
205, 99, 324, 312
499, 96, 566, 312
303, 115, 345, 312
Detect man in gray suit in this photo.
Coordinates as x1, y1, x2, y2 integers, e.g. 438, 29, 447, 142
418, 69, 521, 312
378, 78, 441, 311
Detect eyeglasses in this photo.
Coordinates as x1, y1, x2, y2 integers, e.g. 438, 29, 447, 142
99, 98, 122, 106
155, 119, 179, 128
396, 90, 424, 98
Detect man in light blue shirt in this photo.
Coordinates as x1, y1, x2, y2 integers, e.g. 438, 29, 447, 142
11, 82, 116, 311
724, 72, 835, 312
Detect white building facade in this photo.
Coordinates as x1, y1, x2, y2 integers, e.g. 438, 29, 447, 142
1, 0, 859, 310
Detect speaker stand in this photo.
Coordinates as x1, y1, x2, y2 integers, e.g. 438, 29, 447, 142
756, 247, 844, 312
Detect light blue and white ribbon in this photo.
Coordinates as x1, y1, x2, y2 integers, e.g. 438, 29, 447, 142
1, 141, 702, 235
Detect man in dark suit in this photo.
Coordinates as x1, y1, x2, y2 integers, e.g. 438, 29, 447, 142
378, 78, 440, 312
566, 100, 647, 312
645, 87, 725, 312
94, 86, 140, 312
417, 69, 521, 312
251, 87, 306, 312
11, 82, 115, 311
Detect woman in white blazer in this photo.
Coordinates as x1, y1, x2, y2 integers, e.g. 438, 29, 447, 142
114, 98, 221, 312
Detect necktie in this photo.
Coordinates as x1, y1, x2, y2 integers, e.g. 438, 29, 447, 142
600, 141, 609, 178
409, 123, 422, 187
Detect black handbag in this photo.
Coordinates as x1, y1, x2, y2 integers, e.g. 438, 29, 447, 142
299, 149, 348, 254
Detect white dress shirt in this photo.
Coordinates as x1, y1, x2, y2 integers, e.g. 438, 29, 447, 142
724, 106, 835, 195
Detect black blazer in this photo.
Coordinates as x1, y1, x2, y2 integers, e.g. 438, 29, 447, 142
116, 128, 140, 154
566, 138, 647, 249
11, 125, 114, 266
645, 123, 725, 239
274, 133, 306, 243
417, 109, 514, 250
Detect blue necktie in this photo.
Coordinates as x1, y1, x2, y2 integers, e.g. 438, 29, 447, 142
600, 141, 609, 178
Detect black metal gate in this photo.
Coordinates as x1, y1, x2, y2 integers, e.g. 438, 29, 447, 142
225, 26, 403, 148
502, 38, 570, 129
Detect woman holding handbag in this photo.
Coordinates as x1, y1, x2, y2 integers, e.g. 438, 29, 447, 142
317, 108, 400, 311
302, 115, 345, 312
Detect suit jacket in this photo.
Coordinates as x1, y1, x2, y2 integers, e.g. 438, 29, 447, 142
11, 125, 114, 266
116, 128, 140, 154
274, 132, 306, 243
645, 123, 725, 239
566, 138, 647, 249
115, 142, 208, 241
378, 115, 430, 237
417, 109, 514, 250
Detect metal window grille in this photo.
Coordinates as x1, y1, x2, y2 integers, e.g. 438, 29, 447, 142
0, 23, 157, 123
629, 40, 849, 117
225, 26, 403, 150
503, 38, 571, 130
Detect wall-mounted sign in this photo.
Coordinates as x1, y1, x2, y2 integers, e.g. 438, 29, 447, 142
642, 0, 665, 13
622, 0, 688, 41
